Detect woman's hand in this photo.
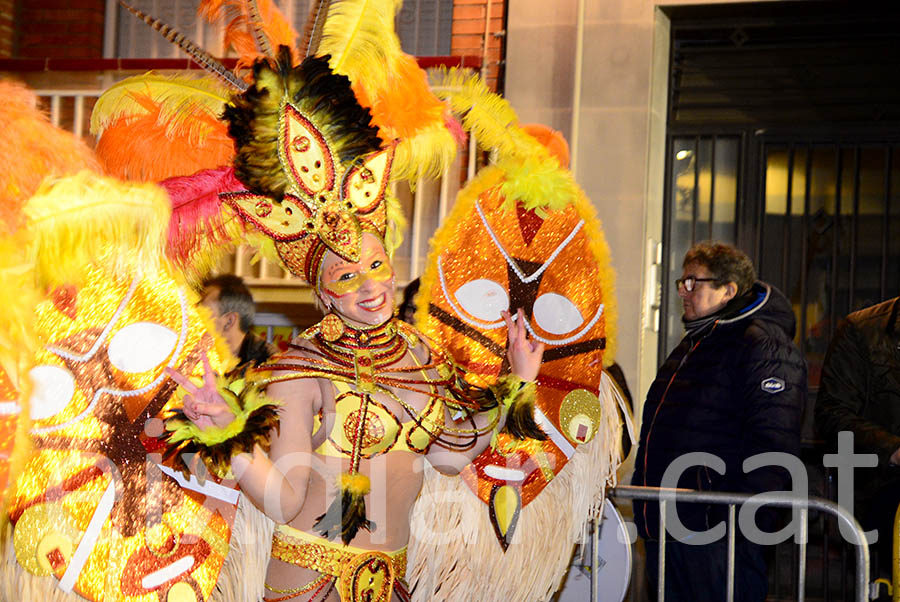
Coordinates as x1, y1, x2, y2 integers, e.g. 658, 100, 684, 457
502, 308, 545, 383
165, 355, 235, 430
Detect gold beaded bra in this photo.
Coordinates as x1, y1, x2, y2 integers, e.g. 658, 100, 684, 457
262, 318, 498, 460
312, 379, 445, 458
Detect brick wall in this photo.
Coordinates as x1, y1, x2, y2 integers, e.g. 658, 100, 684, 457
0, 0, 15, 57
452, 0, 505, 92
17, 0, 106, 59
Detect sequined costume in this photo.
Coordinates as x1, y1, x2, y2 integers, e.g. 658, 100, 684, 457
0, 170, 248, 602
81, 3, 542, 602
264, 318, 504, 456
240, 317, 510, 602
407, 78, 627, 601
268, 525, 410, 602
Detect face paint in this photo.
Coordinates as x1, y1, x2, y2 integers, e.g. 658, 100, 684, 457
322, 259, 394, 297
320, 233, 396, 327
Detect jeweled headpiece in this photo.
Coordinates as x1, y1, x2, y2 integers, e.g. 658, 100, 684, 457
219, 48, 395, 282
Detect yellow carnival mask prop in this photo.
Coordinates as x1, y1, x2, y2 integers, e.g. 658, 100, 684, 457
4, 174, 238, 602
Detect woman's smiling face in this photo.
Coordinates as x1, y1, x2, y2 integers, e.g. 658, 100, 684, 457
320, 233, 396, 327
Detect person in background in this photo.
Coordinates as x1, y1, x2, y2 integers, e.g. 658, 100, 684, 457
200, 273, 273, 375
815, 294, 900, 576
397, 278, 420, 326
632, 241, 806, 602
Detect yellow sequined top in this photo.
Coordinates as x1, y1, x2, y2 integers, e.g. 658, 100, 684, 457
262, 319, 492, 459
312, 379, 446, 457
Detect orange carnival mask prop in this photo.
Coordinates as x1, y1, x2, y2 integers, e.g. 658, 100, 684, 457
417, 119, 619, 548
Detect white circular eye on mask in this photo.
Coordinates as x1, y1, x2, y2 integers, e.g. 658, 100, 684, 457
108, 322, 178, 373
454, 279, 510, 322
28, 365, 76, 421
533, 292, 584, 334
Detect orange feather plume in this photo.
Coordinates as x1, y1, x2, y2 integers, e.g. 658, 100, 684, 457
352, 54, 445, 140
96, 93, 234, 182
200, 0, 299, 71
0, 81, 100, 234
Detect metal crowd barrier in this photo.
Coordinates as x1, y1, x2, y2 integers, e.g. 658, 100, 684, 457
607, 485, 870, 602
872, 503, 900, 601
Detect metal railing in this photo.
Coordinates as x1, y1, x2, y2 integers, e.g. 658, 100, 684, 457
609, 485, 870, 602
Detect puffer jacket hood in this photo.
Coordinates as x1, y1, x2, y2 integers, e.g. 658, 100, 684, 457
684, 281, 796, 341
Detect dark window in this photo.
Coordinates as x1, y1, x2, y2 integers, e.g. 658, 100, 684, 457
113, 0, 452, 58
660, 2, 900, 386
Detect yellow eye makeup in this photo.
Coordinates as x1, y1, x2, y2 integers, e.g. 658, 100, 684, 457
323, 260, 393, 296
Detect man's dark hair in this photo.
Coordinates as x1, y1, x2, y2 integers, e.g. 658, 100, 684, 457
398, 278, 421, 325
683, 241, 757, 296
202, 274, 256, 332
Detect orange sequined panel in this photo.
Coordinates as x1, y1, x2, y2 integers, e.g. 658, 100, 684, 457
0, 365, 23, 498
420, 185, 614, 507
10, 265, 236, 602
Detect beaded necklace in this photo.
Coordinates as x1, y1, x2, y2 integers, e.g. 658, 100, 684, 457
261, 314, 503, 543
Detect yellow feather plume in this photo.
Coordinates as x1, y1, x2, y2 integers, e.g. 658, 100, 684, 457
23, 172, 171, 289
0, 230, 39, 379
91, 72, 232, 138
318, 0, 402, 88
430, 68, 524, 159
392, 119, 459, 181
383, 191, 407, 256
318, 1, 458, 181
496, 155, 578, 214
430, 68, 580, 212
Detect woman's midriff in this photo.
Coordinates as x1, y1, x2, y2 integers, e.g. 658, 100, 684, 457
263, 447, 424, 593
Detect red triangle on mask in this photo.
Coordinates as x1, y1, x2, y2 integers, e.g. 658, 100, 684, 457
516, 204, 544, 246
51, 285, 78, 320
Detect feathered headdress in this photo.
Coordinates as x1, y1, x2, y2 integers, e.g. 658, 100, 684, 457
220, 48, 397, 281
92, 0, 458, 286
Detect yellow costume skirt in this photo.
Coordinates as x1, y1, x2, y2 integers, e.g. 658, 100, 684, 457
264, 525, 410, 602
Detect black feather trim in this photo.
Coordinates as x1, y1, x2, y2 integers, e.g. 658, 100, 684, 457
223, 49, 383, 200
164, 400, 280, 480
487, 376, 548, 441
504, 394, 548, 441
314, 487, 375, 545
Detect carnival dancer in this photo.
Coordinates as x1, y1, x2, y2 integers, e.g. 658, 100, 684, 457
153, 48, 548, 601
170, 232, 544, 602
91, 6, 548, 601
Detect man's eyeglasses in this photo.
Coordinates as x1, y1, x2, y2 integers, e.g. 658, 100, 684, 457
675, 276, 718, 292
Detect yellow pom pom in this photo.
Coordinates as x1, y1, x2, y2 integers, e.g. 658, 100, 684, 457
339, 472, 371, 496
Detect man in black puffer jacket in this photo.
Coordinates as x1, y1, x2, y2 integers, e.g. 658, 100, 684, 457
632, 242, 806, 602
815, 296, 900, 574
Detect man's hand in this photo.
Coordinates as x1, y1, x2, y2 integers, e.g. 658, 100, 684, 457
165, 355, 236, 430
502, 308, 545, 383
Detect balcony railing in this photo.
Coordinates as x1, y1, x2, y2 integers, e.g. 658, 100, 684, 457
1, 58, 480, 296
